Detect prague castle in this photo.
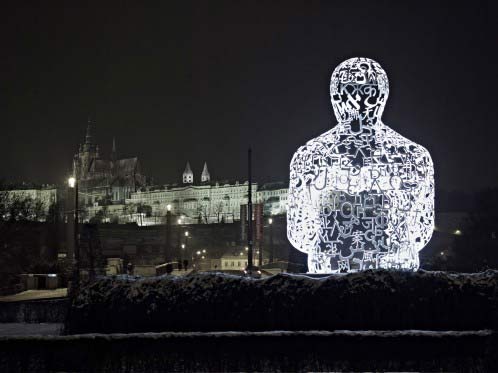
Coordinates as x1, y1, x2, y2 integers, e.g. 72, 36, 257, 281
126, 162, 288, 225
72, 121, 147, 206
4, 122, 288, 225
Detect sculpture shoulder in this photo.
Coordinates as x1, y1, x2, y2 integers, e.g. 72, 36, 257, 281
291, 128, 337, 165
382, 125, 433, 166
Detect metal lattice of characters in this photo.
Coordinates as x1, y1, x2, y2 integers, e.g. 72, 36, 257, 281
287, 57, 434, 273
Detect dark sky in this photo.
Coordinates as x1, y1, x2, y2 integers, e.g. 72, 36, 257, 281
1, 1, 497, 190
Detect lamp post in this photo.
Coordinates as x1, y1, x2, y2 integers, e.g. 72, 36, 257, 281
176, 217, 183, 269
247, 148, 253, 272
164, 204, 171, 262
269, 218, 274, 264
68, 176, 79, 294
184, 230, 189, 269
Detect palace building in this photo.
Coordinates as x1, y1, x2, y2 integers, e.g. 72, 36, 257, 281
125, 163, 288, 225
70, 122, 287, 225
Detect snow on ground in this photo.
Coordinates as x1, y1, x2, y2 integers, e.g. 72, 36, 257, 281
0, 288, 67, 302
0, 323, 62, 336
0, 329, 493, 340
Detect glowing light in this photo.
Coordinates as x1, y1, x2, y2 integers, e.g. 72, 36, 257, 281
287, 57, 435, 274
454, 229, 462, 235
181, 244, 185, 249
196, 250, 201, 255
68, 177, 76, 188
185, 231, 189, 237
177, 219, 182, 224
269, 218, 273, 225
166, 204, 172, 211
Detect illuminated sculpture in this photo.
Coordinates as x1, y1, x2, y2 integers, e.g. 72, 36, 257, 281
287, 57, 434, 273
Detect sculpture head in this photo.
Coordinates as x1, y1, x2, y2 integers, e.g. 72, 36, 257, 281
330, 57, 389, 125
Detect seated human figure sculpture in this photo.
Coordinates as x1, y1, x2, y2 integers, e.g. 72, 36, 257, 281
287, 57, 434, 273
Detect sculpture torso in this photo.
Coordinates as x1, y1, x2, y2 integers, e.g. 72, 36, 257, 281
287, 57, 434, 273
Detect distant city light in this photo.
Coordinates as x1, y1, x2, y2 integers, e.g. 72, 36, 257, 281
166, 204, 171, 211
454, 229, 462, 235
185, 231, 189, 237
181, 244, 185, 249
269, 218, 273, 225
68, 177, 76, 188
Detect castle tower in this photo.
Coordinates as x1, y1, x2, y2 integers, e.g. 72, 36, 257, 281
75, 118, 98, 180
111, 137, 117, 163
201, 162, 210, 183
183, 162, 194, 184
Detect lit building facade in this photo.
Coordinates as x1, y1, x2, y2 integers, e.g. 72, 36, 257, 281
125, 163, 289, 224
0, 186, 57, 220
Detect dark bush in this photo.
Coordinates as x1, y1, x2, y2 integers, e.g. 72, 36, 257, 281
65, 270, 498, 334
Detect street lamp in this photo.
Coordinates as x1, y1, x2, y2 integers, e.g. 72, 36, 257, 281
165, 204, 172, 262
68, 177, 76, 188
68, 176, 79, 294
269, 217, 274, 264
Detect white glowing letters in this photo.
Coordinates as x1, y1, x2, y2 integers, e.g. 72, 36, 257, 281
287, 57, 434, 273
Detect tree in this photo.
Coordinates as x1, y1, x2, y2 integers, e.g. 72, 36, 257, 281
90, 206, 109, 224
450, 188, 498, 271
81, 223, 102, 281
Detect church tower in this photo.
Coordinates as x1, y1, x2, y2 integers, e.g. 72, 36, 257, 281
111, 137, 117, 163
74, 118, 98, 180
201, 162, 210, 183
183, 162, 193, 184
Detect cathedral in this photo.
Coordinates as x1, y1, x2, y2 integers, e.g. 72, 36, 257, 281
72, 121, 147, 206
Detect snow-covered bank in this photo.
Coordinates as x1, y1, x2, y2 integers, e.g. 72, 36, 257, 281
65, 270, 498, 334
1, 329, 496, 372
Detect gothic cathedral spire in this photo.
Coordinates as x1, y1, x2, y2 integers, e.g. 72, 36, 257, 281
85, 116, 94, 145
111, 137, 117, 162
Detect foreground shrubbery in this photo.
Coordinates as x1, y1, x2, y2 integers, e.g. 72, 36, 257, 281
65, 270, 498, 334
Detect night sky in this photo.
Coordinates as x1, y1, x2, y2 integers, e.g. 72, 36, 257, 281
1, 1, 496, 190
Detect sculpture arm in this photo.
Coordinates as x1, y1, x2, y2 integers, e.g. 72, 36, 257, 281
287, 145, 320, 253
414, 147, 435, 251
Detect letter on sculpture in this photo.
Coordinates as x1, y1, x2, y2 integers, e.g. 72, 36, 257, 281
287, 57, 435, 273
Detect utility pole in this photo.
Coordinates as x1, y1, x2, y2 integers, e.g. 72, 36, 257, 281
165, 204, 171, 262
68, 177, 80, 294
247, 148, 253, 271
269, 218, 274, 263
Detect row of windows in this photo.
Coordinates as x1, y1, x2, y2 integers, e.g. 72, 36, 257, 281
223, 261, 248, 268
